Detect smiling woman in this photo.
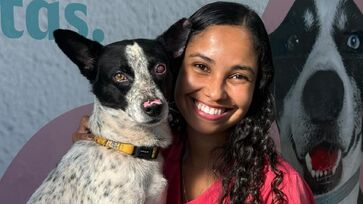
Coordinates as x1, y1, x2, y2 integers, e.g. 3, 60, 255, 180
175, 25, 257, 135
74, 1, 316, 204
163, 2, 316, 203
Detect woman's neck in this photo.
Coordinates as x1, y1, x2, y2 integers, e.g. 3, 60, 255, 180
184, 127, 228, 169
181, 127, 228, 201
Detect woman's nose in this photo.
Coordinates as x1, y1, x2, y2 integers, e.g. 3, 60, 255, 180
204, 76, 227, 100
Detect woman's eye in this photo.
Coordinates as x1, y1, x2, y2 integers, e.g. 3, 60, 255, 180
113, 73, 128, 83
154, 63, 167, 75
194, 64, 209, 72
229, 73, 250, 81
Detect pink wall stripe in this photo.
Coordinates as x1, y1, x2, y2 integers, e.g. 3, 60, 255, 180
262, 0, 295, 33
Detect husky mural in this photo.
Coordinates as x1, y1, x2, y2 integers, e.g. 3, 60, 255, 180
269, 0, 363, 203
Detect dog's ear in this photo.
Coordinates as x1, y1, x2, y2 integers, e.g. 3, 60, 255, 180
157, 18, 191, 59
53, 29, 103, 82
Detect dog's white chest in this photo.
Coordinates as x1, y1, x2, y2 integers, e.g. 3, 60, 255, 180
28, 141, 167, 204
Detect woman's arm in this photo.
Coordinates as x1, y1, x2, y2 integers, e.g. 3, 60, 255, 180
72, 115, 95, 142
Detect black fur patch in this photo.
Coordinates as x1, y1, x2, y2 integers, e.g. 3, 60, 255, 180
91, 39, 171, 110
269, 0, 319, 120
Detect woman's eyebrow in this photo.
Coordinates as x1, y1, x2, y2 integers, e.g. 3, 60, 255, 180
231, 65, 257, 77
188, 53, 256, 76
188, 53, 215, 64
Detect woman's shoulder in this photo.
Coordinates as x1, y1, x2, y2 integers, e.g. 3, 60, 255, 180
262, 156, 305, 190
261, 156, 316, 204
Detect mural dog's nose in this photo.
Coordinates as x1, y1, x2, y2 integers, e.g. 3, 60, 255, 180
302, 70, 344, 123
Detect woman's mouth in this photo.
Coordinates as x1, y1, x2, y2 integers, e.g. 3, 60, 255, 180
192, 99, 231, 121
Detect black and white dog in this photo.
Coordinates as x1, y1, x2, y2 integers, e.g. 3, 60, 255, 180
27, 19, 190, 204
270, 0, 363, 203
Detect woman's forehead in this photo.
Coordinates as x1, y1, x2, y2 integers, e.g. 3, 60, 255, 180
185, 25, 258, 68
187, 25, 254, 51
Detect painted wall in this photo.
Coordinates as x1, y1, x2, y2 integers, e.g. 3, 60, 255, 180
0, 0, 268, 179
268, 0, 363, 203
1, 0, 362, 203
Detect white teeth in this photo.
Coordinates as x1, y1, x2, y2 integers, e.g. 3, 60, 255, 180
332, 150, 341, 174
305, 153, 312, 172
213, 109, 217, 115
205, 106, 210, 114
216, 109, 222, 115
197, 102, 202, 110
305, 149, 342, 180
311, 170, 316, 177
195, 101, 225, 115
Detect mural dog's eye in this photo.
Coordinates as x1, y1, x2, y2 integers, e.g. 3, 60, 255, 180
286, 34, 300, 51
347, 34, 360, 49
113, 72, 128, 83
154, 63, 167, 75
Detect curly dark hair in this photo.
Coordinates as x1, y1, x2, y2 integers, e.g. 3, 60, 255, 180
168, 2, 287, 203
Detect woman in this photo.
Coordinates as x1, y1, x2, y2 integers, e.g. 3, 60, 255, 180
74, 2, 315, 203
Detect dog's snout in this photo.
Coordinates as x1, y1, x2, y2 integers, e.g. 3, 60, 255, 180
142, 99, 163, 117
302, 70, 344, 123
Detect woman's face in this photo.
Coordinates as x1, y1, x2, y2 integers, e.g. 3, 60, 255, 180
175, 25, 258, 136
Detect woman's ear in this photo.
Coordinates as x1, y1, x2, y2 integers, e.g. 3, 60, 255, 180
157, 18, 191, 58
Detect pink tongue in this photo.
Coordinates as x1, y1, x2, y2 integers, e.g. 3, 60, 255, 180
310, 146, 338, 171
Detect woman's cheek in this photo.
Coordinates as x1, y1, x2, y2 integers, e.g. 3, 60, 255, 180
232, 85, 255, 109
187, 67, 210, 89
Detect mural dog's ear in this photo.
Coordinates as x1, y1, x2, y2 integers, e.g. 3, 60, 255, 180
53, 29, 103, 82
157, 18, 191, 59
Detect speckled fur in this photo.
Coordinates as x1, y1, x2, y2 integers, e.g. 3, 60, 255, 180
28, 19, 191, 203
28, 80, 170, 204
28, 139, 168, 204
28, 40, 173, 204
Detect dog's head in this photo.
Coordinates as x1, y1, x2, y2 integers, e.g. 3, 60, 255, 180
53, 19, 191, 126
270, 0, 363, 195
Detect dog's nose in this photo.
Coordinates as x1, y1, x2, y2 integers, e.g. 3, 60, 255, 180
142, 99, 163, 117
302, 70, 344, 123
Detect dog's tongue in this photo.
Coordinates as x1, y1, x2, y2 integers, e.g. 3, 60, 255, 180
310, 145, 338, 171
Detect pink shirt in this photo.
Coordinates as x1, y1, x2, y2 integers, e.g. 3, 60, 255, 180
162, 135, 315, 204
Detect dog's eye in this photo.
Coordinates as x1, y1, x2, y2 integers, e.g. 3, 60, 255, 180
154, 64, 167, 75
347, 34, 360, 50
113, 73, 128, 83
286, 35, 300, 51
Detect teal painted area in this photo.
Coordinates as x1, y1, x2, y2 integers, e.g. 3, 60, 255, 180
0, 0, 104, 42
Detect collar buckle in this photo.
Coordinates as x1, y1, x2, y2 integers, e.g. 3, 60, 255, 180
133, 146, 160, 160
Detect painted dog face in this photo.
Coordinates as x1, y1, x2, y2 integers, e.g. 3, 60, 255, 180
53, 19, 191, 126
270, 0, 363, 195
